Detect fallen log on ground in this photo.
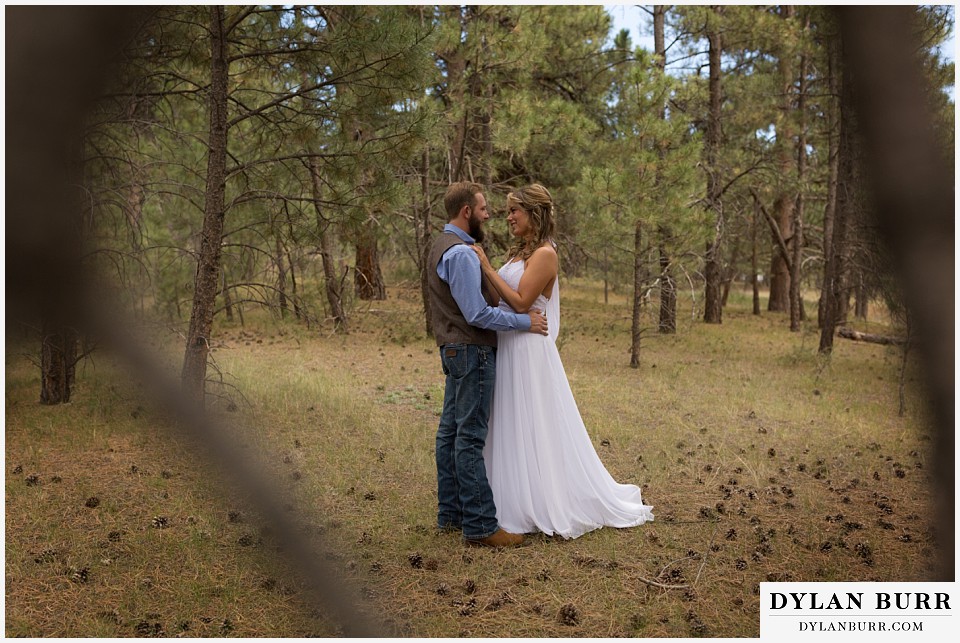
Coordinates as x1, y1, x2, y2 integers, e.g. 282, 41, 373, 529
838, 327, 906, 346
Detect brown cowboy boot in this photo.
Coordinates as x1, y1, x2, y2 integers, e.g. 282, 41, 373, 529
466, 528, 524, 548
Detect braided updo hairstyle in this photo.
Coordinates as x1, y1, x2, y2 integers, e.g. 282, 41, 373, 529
506, 183, 556, 262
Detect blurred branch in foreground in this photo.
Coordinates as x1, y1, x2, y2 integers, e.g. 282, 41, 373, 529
5, 5, 381, 635
836, 5, 955, 581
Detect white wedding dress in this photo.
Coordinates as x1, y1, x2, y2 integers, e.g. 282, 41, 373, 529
483, 259, 654, 539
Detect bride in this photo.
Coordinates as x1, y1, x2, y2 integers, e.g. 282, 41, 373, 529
471, 183, 653, 540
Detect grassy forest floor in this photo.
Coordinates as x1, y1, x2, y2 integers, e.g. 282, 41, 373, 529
5, 278, 940, 637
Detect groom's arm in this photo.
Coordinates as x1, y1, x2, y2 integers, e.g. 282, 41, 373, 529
438, 245, 532, 332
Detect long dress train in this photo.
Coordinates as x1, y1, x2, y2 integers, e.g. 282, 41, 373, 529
483, 260, 653, 539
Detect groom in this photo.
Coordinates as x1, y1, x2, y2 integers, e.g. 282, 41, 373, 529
427, 182, 548, 548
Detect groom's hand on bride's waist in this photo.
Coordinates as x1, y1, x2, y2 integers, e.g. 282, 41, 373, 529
527, 309, 548, 335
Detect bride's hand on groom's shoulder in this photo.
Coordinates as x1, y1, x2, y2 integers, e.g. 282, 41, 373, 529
470, 244, 493, 272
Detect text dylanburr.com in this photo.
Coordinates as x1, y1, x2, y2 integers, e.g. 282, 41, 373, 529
760, 582, 955, 640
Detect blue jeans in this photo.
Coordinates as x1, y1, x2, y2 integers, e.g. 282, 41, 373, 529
436, 343, 498, 540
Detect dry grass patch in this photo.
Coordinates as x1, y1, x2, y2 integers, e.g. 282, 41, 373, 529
5, 358, 339, 637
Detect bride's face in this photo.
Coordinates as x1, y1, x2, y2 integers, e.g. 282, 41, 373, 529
506, 202, 533, 239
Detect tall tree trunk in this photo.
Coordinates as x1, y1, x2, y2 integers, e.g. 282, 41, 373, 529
341, 84, 384, 302
721, 236, 741, 307
477, 9, 494, 187
283, 210, 303, 321
767, 213, 793, 312
898, 313, 911, 417
768, 5, 797, 313
790, 45, 808, 332
181, 5, 229, 404
818, 34, 841, 329
354, 225, 386, 300
125, 167, 145, 251
275, 234, 288, 318
288, 249, 302, 320
630, 221, 643, 368
818, 32, 856, 354
309, 157, 348, 332
221, 268, 234, 322
767, 221, 793, 311
704, 242, 723, 323
752, 198, 761, 315
416, 6, 435, 337
703, 8, 724, 325
320, 227, 347, 330
854, 274, 868, 319
40, 319, 78, 405
658, 237, 676, 333
443, 6, 469, 182
39, 87, 87, 405
654, 5, 676, 334
603, 247, 609, 305
419, 149, 435, 337
320, 227, 346, 330
837, 274, 852, 322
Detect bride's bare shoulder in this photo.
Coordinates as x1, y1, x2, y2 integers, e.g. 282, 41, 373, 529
531, 243, 558, 260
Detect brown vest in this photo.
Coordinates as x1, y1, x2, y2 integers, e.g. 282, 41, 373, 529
427, 232, 498, 347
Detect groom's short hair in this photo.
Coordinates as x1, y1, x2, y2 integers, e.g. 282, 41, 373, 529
444, 182, 483, 220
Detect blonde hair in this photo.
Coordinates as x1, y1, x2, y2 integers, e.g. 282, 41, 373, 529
506, 183, 556, 262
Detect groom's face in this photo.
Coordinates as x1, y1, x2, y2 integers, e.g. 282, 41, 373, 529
467, 192, 489, 243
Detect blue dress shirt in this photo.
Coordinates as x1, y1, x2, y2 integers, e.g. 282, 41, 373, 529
436, 224, 532, 332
